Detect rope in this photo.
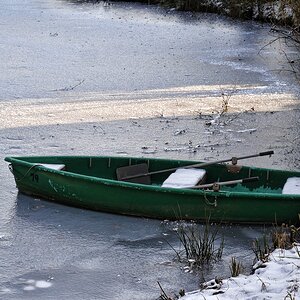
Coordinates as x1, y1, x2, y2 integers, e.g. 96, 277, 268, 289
203, 190, 218, 207
10, 164, 41, 182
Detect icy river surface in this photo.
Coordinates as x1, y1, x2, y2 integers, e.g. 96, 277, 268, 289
0, 0, 300, 299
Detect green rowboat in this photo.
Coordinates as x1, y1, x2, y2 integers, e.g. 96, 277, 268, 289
5, 155, 300, 224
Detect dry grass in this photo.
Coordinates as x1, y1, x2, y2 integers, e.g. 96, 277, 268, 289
253, 224, 300, 264
229, 256, 244, 277
174, 220, 224, 269
252, 234, 272, 263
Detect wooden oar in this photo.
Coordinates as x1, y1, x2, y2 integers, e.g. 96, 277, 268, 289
189, 176, 259, 190
119, 151, 274, 181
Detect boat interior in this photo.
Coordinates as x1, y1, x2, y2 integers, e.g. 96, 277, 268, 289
8, 156, 300, 195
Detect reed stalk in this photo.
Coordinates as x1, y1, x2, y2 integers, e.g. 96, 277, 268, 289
174, 219, 224, 268
229, 256, 243, 277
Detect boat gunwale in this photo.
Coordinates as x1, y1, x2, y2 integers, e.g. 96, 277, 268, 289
5, 156, 300, 200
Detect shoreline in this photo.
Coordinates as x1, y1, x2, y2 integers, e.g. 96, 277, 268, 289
158, 0, 299, 27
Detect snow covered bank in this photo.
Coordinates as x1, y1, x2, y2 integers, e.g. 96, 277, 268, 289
182, 244, 300, 300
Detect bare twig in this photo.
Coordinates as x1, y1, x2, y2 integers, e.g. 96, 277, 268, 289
270, 27, 300, 45
259, 25, 300, 81
53, 79, 85, 92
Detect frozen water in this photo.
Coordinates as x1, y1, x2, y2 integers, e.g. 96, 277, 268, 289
0, 0, 299, 299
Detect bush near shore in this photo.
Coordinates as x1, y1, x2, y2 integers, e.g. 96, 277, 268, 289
159, 0, 300, 27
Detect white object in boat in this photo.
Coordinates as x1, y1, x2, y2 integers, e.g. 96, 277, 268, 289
38, 164, 66, 171
162, 168, 206, 189
282, 177, 300, 194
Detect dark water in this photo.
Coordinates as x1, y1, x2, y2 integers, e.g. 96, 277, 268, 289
0, 0, 298, 299
0, 192, 269, 300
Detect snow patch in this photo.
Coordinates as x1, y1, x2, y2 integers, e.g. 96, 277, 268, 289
0, 287, 12, 294
182, 244, 300, 300
35, 280, 53, 288
282, 177, 300, 195
23, 279, 53, 291
162, 168, 206, 189
39, 163, 65, 170
23, 286, 36, 291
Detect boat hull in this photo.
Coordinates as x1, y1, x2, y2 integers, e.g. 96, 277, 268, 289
5, 156, 300, 224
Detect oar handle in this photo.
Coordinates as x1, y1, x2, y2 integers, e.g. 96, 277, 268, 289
183, 151, 274, 169
237, 151, 274, 161
191, 176, 259, 190
259, 151, 274, 156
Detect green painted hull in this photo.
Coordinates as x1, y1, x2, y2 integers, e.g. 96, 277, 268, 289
5, 156, 300, 224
